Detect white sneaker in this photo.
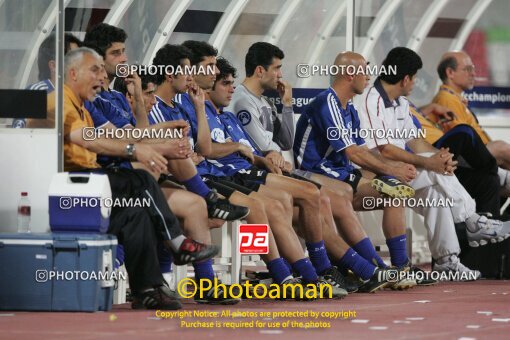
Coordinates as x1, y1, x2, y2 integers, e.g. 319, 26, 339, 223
433, 255, 481, 281
466, 215, 510, 247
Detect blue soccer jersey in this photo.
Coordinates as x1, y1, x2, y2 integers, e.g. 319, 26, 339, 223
98, 89, 136, 126
293, 87, 365, 181
149, 95, 225, 177
204, 102, 257, 176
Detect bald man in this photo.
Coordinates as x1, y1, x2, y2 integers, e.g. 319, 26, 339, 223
294, 51, 428, 287
433, 51, 510, 169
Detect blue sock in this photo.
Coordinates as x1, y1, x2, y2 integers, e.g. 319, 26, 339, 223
267, 258, 292, 284
282, 258, 293, 274
305, 240, 332, 275
292, 258, 318, 283
336, 248, 376, 281
158, 243, 173, 273
353, 237, 387, 268
182, 174, 211, 198
193, 259, 215, 282
386, 234, 408, 267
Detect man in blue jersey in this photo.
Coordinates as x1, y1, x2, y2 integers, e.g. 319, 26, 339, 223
150, 43, 350, 299
22, 33, 82, 128
294, 51, 431, 284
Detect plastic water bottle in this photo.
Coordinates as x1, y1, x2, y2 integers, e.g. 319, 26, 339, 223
17, 192, 31, 233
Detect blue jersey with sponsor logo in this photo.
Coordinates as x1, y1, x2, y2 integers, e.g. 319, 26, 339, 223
204, 102, 258, 176
149, 95, 225, 177
293, 87, 365, 179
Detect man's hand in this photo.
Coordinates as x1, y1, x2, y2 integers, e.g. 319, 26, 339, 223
277, 80, 293, 107
261, 157, 282, 175
425, 147, 458, 175
189, 83, 205, 111
238, 144, 255, 164
124, 72, 143, 101
282, 161, 293, 173
134, 143, 168, 173
392, 162, 417, 183
266, 150, 285, 168
160, 138, 192, 159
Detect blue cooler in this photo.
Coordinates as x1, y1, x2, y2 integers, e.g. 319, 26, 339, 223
48, 172, 111, 233
0, 233, 118, 312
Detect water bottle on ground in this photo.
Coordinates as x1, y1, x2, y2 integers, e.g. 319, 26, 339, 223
17, 192, 31, 233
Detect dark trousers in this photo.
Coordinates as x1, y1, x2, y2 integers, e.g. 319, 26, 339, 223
434, 124, 500, 217
92, 167, 182, 292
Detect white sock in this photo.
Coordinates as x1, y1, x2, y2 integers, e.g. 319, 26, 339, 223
169, 235, 186, 251
465, 213, 481, 232
437, 254, 457, 265
498, 168, 507, 186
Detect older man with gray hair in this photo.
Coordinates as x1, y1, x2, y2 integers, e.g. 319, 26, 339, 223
60, 47, 218, 310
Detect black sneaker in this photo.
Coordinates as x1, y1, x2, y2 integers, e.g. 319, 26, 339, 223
320, 266, 359, 293
277, 277, 316, 301
194, 282, 241, 305
357, 268, 390, 293
410, 266, 438, 286
315, 278, 348, 299
205, 189, 250, 220
132, 286, 182, 310
167, 238, 219, 265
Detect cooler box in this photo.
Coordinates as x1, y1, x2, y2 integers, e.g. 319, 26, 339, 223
48, 172, 111, 233
0, 233, 118, 312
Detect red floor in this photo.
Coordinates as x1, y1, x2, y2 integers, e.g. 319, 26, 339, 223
1, 280, 509, 339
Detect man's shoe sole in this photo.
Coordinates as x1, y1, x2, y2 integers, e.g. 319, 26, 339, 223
468, 235, 506, 247
173, 244, 220, 266
371, 178, 415, 199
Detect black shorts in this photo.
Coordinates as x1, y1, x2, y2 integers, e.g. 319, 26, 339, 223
235, 166, 268, 184
342, 169, 363, 192
203, 176, 255, 198
287, 169, 322, 189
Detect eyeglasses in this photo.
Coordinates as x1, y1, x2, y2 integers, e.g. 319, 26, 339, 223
460, 65, 475, 73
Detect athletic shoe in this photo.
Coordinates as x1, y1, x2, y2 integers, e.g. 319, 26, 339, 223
194, 282, 241, 305
432, 255, 481, 281
357, 268, 390, 293
320, 266, 359, 293
132, 286, 182, 310
315, 278, 348, 299
466, 215, 510, 247
205, 189, 250, 220
279, 277, 316, 301
371, 175, 415, 199
167, 238, 219, 265
386, 264, 417, 290
409, 266, 438, 286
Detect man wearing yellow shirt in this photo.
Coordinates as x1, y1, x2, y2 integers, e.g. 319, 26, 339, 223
433, 51, 510, 169
61, 47, 219, 310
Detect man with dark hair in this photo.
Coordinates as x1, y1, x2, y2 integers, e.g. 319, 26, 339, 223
226, 42, 294, 160
60, 47, 219, 310
16, 33, 81, 128
358, 47, 510, 278
433, 51, 510, 170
